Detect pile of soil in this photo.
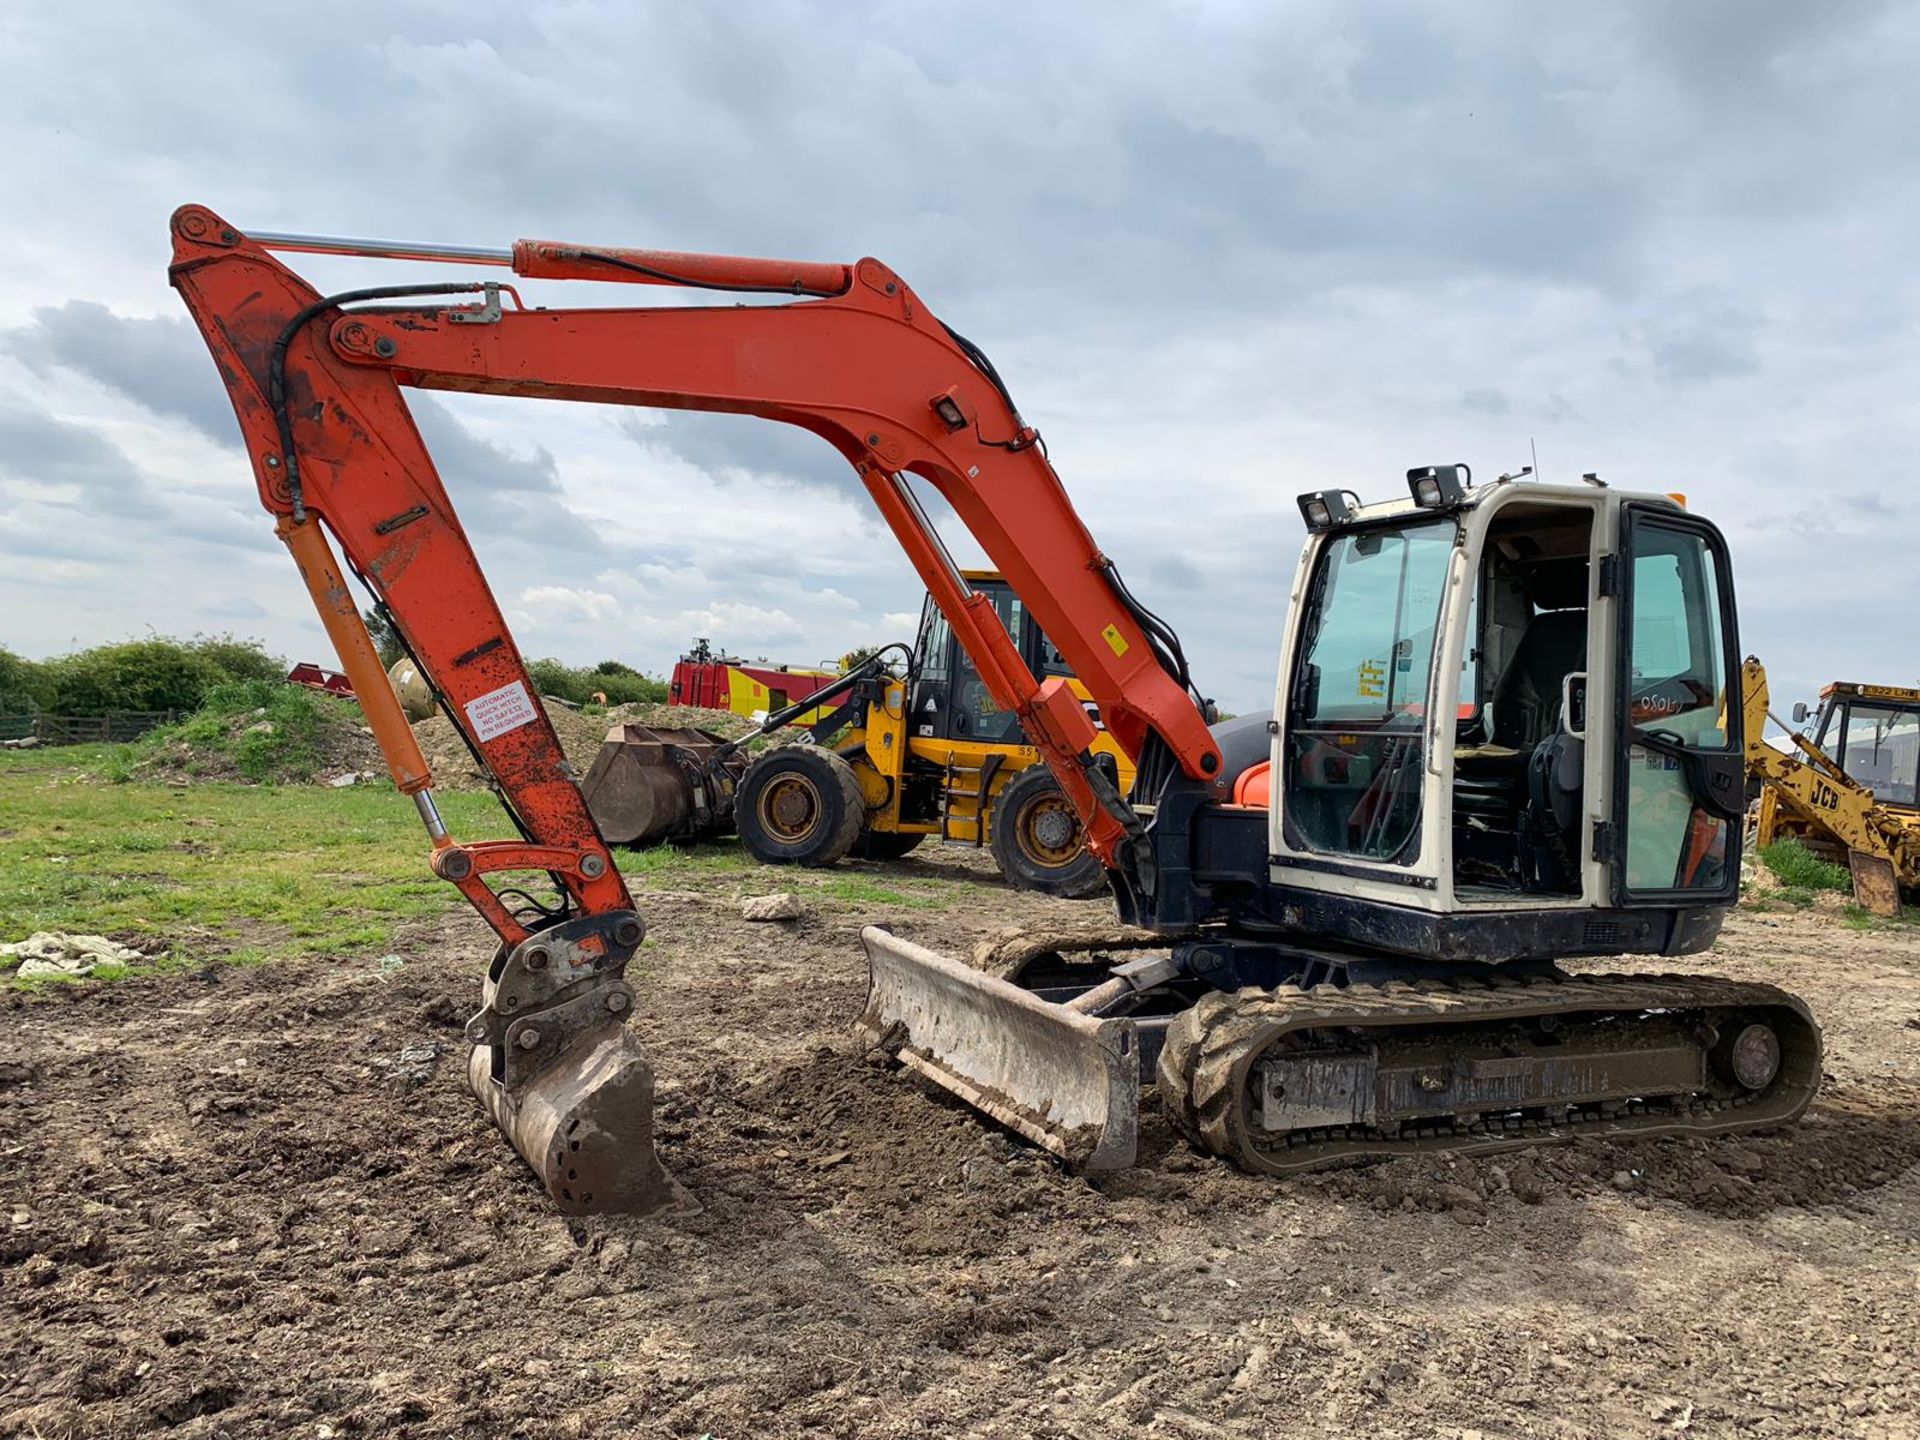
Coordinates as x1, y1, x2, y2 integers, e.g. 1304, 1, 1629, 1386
411, 700, 757, 791
130, 696, 382, 786
124, 690, 773, 794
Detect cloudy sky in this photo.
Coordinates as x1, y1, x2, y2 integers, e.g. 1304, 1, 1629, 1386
2, 1, 1914, 714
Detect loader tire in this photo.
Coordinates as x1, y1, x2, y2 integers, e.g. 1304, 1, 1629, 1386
850, 829, 927, 861
736, 747, 865, 867
988, 765, 1107, 898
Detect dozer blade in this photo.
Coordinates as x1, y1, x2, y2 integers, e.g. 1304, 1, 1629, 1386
856, 926, 1140, 1170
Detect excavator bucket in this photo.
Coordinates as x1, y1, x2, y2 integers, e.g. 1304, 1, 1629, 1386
855, 926, 1141, 1170
467, 1025, 694, 1215
463, 915, 697, 1216
581, 724, 745, 846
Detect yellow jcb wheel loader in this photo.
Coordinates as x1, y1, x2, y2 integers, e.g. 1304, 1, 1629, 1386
584, 572, 1136, 896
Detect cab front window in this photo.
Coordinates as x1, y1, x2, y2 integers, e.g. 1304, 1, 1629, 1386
1284, 521, 1455, 862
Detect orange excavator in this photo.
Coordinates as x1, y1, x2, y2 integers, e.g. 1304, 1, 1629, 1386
170, 206, 1819, 1213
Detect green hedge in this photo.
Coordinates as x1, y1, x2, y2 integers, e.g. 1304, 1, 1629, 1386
527, 658, 669, 707
0, 636, 286, 717
1, 635, 668, 718
0, 648, 54, 714
1758, 839, 1852, 893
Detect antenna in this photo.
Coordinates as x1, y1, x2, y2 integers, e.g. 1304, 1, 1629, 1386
1530, 436, 1539, 481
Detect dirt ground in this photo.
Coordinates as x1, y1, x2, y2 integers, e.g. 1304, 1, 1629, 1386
4, 850, 1919, 1439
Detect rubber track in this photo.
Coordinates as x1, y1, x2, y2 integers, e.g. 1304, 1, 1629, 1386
1155, 973, 1822, 1176
1156, 990, 1235, 1146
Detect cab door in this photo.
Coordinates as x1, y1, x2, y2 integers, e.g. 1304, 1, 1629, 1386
1611, 507, 1746, 903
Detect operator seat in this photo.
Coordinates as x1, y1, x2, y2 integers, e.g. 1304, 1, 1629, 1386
1490, 559, 1589, 751
1489, 559, 1590, 892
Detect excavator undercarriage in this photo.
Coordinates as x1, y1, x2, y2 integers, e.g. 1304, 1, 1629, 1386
859, 929, 1820, 1176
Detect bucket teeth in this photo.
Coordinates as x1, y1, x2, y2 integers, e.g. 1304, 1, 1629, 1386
857, 925, 1140, 1170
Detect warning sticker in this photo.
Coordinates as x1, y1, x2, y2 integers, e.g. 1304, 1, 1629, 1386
1101, 623, 1130, 658
465, 679, 539, 744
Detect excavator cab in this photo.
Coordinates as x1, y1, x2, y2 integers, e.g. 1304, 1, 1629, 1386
1801, 682, 1920, 812
1271, 473, 1750, 945
907, 575, 1029, 743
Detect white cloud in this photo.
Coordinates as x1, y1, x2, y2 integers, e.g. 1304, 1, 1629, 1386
512, 586, 621, 625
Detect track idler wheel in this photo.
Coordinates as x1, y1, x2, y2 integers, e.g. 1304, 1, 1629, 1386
465, 913, 694, 1216
1154, 987, 1294, 1174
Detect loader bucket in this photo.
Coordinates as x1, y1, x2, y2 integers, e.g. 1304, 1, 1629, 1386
856, 926, 1141, 1170
581, 724, 744, 846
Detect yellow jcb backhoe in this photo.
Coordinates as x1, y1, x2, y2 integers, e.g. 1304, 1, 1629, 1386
1742, 661, 1920, 916
584, 571, 1137, 896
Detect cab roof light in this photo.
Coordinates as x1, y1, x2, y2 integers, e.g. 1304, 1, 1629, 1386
1407, 464, 1470, 509
1298, 489, 1358, 531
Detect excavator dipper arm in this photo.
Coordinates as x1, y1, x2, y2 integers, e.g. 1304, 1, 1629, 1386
166, 204, 1217, 1212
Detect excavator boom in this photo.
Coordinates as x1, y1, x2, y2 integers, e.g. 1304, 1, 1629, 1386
167, 205, 1217, 1210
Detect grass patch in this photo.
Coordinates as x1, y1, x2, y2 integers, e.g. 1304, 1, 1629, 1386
1839, 901, 1920, 930
2, 751, 974, 986
814, 873, 949, 910
619, 842, 760, 879
0, 758, 515, 984
0, 742, 121, 775
1759, 839, 1852, 893
616, 841, 955, 910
